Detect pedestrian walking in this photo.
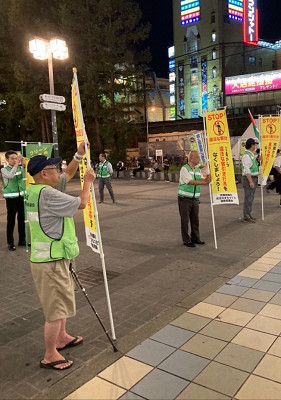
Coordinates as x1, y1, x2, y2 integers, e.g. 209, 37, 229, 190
116, 160, 124, 178
178, 150, 210, 247
1, 150, 26, 251
26, 141, 96, 371
98, 153, 115, 203
163, 157, 170, 182
241, 138, 259, 223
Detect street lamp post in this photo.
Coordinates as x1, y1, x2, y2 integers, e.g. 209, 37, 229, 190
146, 106, 155, 160
29, 38, 68, 158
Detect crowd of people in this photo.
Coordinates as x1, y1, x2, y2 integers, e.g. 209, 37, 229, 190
2, 138, 280, 371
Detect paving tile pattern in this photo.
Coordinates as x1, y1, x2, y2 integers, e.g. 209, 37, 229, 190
66, 243, 281, 400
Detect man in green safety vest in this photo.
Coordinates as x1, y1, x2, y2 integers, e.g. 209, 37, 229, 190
1, 150, 26, 251
97, 153, 115, 203
241, 138, 259, 223
26, 142, 96, 371
178, 150, 211, 248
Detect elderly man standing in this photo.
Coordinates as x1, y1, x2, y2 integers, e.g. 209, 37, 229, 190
178, 150, 210, 248
241, 138, 259, 223
26, 142, 96, 371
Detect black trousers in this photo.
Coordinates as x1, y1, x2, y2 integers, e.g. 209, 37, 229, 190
5, 197, 25, 245
178, 196, 200, 243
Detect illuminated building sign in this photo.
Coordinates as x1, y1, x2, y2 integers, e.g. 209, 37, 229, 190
178, 64, 185, 116
228, 0, 244, 22
168, 46, 175, 58
180, 0, 200, 26
243, 0, 258, 45
169, 59, 175, 71
201, 58, 207, 113
225, 70, 281, 95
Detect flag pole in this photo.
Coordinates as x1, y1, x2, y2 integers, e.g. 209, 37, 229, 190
72, 68, 116, 340
203, 114, 218, 249
20, 141, 29, 252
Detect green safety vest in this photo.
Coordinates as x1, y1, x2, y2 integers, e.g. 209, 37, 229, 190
26, 184, 79, 263
98, 161, 110, 178
242, 151, 259, 176
2, 166, 25, 198
178, 164, 201, 198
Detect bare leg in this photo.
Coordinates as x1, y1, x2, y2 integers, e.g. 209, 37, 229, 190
43, 319, 73, 369
56, 318, 82, 349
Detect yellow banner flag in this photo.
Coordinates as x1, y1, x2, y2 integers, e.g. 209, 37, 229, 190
261, 116, 281, 185
206, 110, 239, 205
71, 76, 99, 253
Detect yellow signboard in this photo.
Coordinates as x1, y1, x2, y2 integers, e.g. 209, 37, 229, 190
206, 110, 239, 205
72, 78, 99, 253
261, 116, 280, 185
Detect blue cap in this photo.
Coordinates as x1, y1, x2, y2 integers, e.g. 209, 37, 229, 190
27, 155, 62, 176
246, 138, 258, 147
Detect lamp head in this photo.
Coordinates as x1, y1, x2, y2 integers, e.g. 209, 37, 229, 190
29, 38, 48, 60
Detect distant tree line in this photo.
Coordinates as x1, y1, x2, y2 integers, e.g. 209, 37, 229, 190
0, 0, 151, 164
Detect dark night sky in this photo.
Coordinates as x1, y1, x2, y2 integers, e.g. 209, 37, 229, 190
137, 0, 281, 79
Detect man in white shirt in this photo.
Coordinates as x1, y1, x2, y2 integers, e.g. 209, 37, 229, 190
241, 138, 259, 223
178, 151, 210, 247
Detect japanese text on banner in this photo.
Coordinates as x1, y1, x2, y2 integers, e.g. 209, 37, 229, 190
206, 110, 239, 205
261, 116, 281, 185
71, 78, 99, 253
188, 132, 207, 165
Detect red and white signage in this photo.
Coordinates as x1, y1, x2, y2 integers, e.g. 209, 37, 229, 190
225, 70, 281, 96
243, 0, 258, 45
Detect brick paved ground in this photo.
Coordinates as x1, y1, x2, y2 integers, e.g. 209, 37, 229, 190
0, 179, 281, 399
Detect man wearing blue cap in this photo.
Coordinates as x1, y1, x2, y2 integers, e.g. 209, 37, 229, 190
26, 142, 96, 371
241, 138, 259, 223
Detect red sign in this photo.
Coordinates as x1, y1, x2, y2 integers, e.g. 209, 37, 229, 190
243, 0, 258, 46
225, 70, 281, 95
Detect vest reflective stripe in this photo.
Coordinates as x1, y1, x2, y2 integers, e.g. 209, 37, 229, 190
178, 189, 196, 197
178, 164, 201, 198
3, 192, 24, 198
2, 166, 26, 198
26, 184, 79, 263
98, 161, 110, 178
26, 211, 39, 222
242, 151, 259, 176
33, 242, 51, 260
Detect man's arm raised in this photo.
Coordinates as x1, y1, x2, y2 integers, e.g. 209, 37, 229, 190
78, 168, 96, 209
65, 141, 88, 182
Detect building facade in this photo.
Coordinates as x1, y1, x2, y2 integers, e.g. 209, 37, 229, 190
170, 0, 281, 120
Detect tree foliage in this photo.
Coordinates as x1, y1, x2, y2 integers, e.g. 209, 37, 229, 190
0, 0, 150, 163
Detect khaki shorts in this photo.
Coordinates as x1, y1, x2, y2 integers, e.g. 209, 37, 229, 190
30, 259, 76, 322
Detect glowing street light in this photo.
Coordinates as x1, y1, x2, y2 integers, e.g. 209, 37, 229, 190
146, 106, 156, 159
29, 38, 68, 157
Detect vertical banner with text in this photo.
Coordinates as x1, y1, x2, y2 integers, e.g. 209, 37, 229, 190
24, 144, 54, 188
261, 116, 281, 185
71, 79, 99, 253
206, 110, 239, 205
188, 132, 207, 165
